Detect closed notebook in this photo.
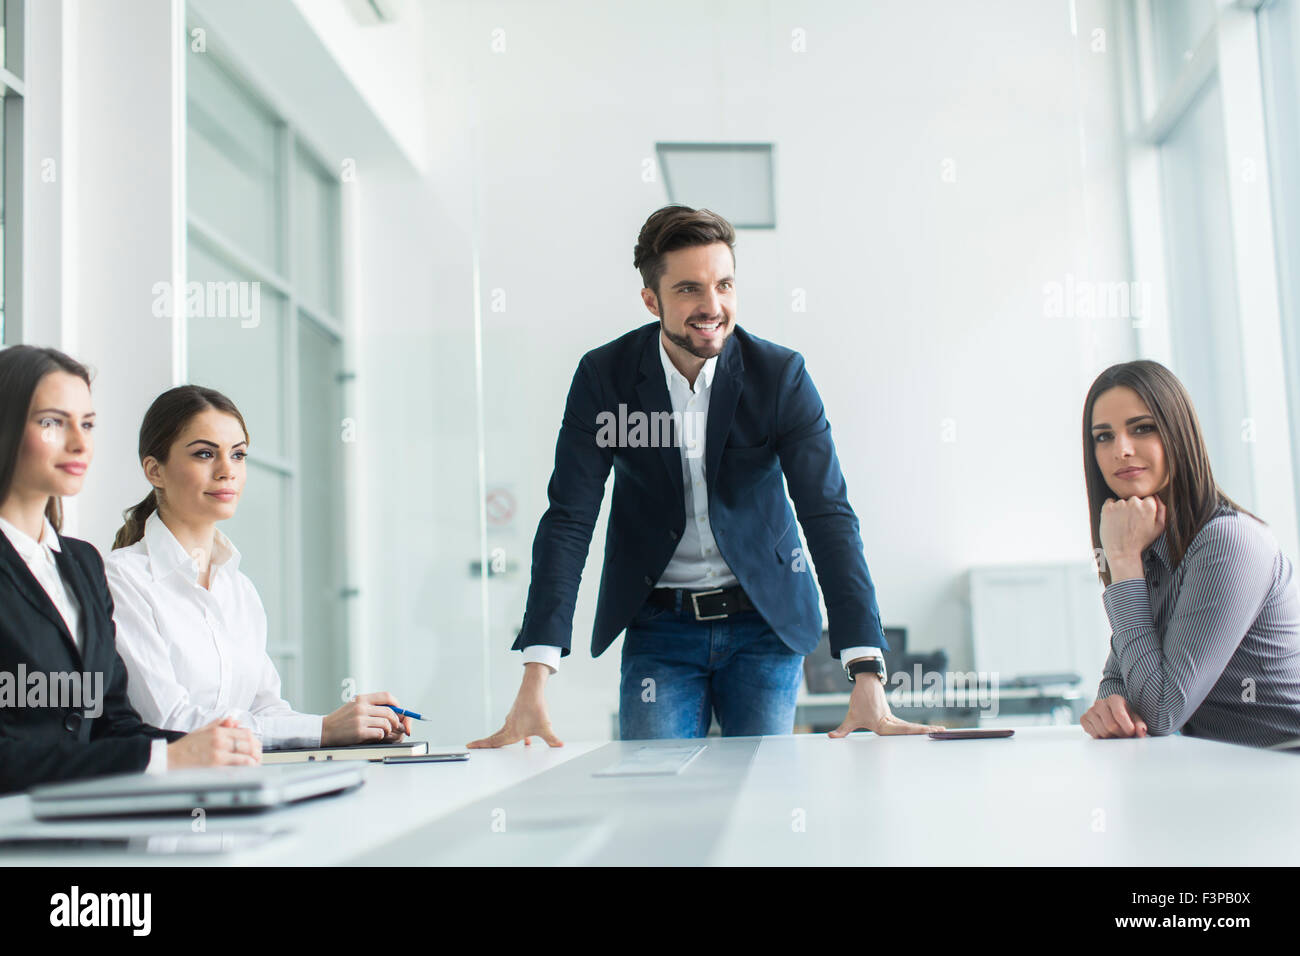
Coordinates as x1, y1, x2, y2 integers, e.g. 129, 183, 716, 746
261, 741, 429, 764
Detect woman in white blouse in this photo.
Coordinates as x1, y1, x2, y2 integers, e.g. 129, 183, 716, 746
0, 345, 261, 793
107, 385, 411, 749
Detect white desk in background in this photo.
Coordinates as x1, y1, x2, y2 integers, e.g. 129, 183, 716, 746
1, 727, 1297, 866
794, 684, 1087, 730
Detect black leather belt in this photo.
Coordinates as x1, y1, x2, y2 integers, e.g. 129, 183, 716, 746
648, 585, 755, 621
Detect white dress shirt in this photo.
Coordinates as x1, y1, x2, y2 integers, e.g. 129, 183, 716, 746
653, 341, 739, 591
0, 514, 168, 772
522, 334, 880, 673
107, 511, 323, 749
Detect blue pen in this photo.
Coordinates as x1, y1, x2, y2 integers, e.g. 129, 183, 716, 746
385, 704, 427, 721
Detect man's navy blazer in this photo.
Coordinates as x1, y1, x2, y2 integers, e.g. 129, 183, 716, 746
0, 527, 182, 794
513, 321, 888, 660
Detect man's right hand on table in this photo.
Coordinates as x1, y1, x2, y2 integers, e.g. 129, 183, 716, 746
467, 661, 565, 748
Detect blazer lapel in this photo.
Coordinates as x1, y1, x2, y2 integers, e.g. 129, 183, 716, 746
51, 534, 93, 668
0, 527, 83, 666
634, 327, 685, 512
705, 332, 744, 501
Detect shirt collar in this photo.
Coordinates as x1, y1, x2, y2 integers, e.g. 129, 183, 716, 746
212, 527, 240, 573
658, 333, 718, 393
144, 510, 241, 582
0, 513, 62, 562
1145, 531, 1171, 573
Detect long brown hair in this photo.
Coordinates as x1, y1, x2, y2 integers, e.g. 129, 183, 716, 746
112, 385, 249, 550
1082, 360, 1254, 584
0, 345, 94, 532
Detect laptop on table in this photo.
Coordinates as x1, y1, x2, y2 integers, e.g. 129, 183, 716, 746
28, 763, 365, 820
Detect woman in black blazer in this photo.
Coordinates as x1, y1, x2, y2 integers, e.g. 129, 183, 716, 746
0, 345, 261, 794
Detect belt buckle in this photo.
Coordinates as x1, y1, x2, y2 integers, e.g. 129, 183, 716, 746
690, 588, 728, 621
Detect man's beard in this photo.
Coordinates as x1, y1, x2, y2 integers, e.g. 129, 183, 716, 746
660, 314, 730, 359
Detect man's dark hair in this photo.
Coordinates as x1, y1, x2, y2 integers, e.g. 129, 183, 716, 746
633, 205, 736, 295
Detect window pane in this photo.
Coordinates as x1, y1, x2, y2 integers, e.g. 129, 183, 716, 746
1160, 79, 1252, 506
298, 315, 348, 713
0, 0, 22, 79
187, 239, 288, 459
1262, 0, 1300, 525
1150, 0, 1216, 99
293, 147, 340, 315
657, 144, 774, 228
222, 462, 290, 700
187, 48, 283, 272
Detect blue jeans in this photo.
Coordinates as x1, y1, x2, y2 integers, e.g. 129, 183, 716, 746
618, 593, 805, 740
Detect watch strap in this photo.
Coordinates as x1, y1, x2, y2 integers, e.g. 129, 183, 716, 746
848, 657, 886, 683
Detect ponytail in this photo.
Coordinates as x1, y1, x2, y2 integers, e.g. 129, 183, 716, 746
113, 490, 158, 550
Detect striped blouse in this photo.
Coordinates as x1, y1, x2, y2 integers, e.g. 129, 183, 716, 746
1098, 503, 1300, 749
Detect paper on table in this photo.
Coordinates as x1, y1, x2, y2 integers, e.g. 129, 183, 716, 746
591, 744, 707, 777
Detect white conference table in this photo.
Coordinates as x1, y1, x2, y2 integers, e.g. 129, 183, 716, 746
1, 726, 1298, 866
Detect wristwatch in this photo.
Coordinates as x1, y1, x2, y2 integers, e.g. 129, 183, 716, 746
847, 657, 887, 684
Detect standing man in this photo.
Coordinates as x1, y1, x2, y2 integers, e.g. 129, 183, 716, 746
470, 206, 939, 745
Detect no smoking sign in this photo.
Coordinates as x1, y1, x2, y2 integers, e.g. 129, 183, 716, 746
485, 487, 516, 527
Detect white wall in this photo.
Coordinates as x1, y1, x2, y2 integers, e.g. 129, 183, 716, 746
290, 0, 432, 174
371, 0, 1140, 743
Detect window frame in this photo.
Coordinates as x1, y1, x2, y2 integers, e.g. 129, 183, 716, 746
183, 9, 350, 706
1118, 0, 1299, 561
0, 0, 24, 345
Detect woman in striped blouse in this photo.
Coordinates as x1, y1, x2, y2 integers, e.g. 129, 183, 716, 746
1079, 360, 1300, 748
